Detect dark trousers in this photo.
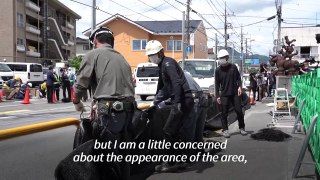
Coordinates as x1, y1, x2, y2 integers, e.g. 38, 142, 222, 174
54, 84, 60, 100
167, 97, 194, 163
251, 86, 257, 101
62, 82, 71, 99
98, 106, 133, 180
47, 85, 53, 103
220, 95, 245, 131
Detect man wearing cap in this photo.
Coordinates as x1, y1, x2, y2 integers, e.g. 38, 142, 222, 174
215, 49, 247, 138
73, 27, 135, 180
145, 40, 194, 172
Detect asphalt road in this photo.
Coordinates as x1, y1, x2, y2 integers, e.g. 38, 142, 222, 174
0, 96, 150, 130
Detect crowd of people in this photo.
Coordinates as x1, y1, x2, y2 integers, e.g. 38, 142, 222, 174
40, 66, 76, 103
55, 26, 249, 180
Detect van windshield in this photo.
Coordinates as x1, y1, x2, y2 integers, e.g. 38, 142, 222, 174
0, 64, 12, 72
180, 61, 216, 78
30, 64, 42, 72
137, 66, 159, 77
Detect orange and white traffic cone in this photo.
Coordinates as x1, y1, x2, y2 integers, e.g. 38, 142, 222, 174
250, 90, 255, 105
21, 87, 31, 104
0, 89, 3, 102
52, 90, 57, 103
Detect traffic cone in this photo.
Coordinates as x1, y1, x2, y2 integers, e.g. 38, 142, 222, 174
52, 90, 57, 103
71, 87, 74, 101
0, 90, 3, 102
250, 90, 255, 105
21, 87, 31, 104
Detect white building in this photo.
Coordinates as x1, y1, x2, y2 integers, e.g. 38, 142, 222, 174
75, 37, 90, 57
282, 26, 320, 63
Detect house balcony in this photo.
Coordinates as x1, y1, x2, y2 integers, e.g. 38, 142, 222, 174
16, 45, 26, 52
67, 22, 74, 29
25, 1, 40, 12
26, 24, 41, 35
26, 46, 40, 57
26, 51, 41, 57
68, 40, 75, 46
299, 53, 319, 59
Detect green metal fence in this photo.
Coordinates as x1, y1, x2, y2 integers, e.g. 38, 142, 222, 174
292, 68, 320, 173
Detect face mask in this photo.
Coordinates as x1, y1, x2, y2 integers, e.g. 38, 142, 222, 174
219, 58, 228, 66
149, 54, 161, 64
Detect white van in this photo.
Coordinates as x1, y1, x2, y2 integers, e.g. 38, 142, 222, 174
6, 62, 44, 86
0, 63, 14, 88
178, 59, 217, 94
134, 63, 159, 101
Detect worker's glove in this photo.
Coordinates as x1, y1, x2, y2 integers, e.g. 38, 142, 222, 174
73, 101, 86, 112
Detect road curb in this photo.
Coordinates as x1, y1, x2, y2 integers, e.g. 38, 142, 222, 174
0, 118, 80, 140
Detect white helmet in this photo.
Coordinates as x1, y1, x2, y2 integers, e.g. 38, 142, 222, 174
89, 27, 114, 45
217, 49, 229, 58
145, 40, 163, 56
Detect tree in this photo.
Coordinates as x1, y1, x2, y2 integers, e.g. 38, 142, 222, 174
70, 56, 82, 71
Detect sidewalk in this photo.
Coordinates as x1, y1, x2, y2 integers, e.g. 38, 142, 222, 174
147, 102, 316, 180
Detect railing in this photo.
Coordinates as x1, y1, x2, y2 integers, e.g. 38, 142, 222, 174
292, 69, 320, 175
48, 17, 68, 46
25, 0, 40, 12
299, 53, 319, 59
48, 38, 64, 61
26, 23, 41, 35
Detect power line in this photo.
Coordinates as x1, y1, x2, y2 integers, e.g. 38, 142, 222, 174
69, 0, 113, 15
137, 0, 178, 20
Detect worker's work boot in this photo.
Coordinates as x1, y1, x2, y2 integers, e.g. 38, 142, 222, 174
240, 128, 248, 136
222, 130, 230, 138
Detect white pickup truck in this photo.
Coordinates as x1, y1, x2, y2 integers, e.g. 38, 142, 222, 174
178, 59, 218, 95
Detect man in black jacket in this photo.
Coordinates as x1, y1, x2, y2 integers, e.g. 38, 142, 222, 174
145, 40, 194, 172
215, 49, 247, 138
46, 66, 55, 103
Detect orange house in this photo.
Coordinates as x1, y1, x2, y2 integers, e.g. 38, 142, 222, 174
83, 14, 208, 69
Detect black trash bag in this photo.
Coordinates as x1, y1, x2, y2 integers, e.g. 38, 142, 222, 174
73, 118, 94, 149
250, 128, 291, 142
56, 130, 121, 180
55, 140, 103, 180
163, 105, 183, 136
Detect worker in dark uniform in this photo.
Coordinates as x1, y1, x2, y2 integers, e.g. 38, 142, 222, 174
46, 66, 55, 103
73, 27, 135, 180
145, 40, 194, 172
61, 68, 71, 102
53, 69, 61, 101
215, 49, 247, 138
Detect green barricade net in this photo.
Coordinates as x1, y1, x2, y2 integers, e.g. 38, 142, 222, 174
292, 69, 320, 173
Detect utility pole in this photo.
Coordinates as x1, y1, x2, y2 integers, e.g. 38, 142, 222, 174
182, 11, 186, 70
240, 25, 243, 76
276, 0, 282, 51
186, 0, 191, 46
232, 44, 234, 63
224, 1, 227, 48
92, 0, 96, 32
245, 38, 248, 59
215, 33, 218, 59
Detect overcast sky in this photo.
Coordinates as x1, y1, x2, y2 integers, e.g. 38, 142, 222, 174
59, 0, 319, 56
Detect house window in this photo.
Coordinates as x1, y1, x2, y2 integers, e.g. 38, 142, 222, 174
17, 38, 24, 45
300, 46, 310, 58
132, 39, 147, 51
166, 40, 182, 51
83, 44, 90, 50
17, 13, 24, 27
